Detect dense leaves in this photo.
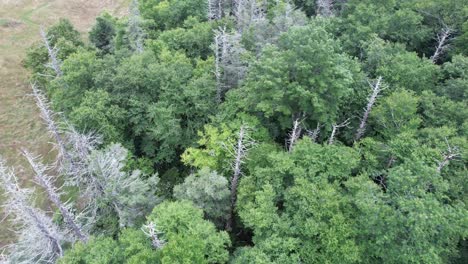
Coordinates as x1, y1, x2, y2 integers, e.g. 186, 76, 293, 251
13, 0, 468, 263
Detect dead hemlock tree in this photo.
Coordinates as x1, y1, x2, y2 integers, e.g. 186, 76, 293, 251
287, 118, 302, 153
355, 76, 384, 141
208, 0, 224, 20
31, 83, 101, 180
128, 0, 145, 53
0, 158, 64, 263
213, 27, 247, 103
246, 0, 305, 54
430, 26, 453, 63
142, 222, 165, 249
233, 0, 267, 33
39, 27, 62, 77
306, 123, 322, 143
31, 83, 71, 170
316, 0, 334, 17
86, 143, 160, 227
328, 118, 350, 145
437, 139, 461, 173
225, 126, 255, 231
22, 150, 88, 242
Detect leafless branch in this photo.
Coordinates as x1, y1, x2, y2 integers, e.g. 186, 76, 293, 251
306, 123, 322, 143
22, 149, 88, 242
226, 126, 255, 231
328, 118, 350, 145
431, 26, 452, 63
208, 0, 224, 20
31, 83, 71, 168
437, 138, 461, 172
39, 27, 62, 77
355, 76, 383, 141
142, 222, 165, 249
287, 118, 302, 152
213, 27, 246, 103
0, 158, 64, 263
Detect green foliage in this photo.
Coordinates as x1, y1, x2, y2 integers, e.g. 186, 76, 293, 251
156, 17, 214, 59
58, 236, 123, 264
340, 0, 430, 54
229, 23, 362, 136
59, 229, 157, 264
69, 90, 126, 144
140, 0, 207, 31
22, 1, 468, 262
89, 13, 117, 54
147, 201, 231, 264
173, 167, 230, 225
235, 139, 361, 263
439, 54, 468, 101
371, 89, 421, 138
363, 38, 439, 93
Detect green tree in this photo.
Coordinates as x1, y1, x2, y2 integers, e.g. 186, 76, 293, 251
59, 229, 158, 264
140, 0, 207, 31
439, 55, 468, 101
89, 13, 117, 54
371, 89, 421, 138
173, 167, 230, 225
147, 201, 231, 264
228, 23, 362, 137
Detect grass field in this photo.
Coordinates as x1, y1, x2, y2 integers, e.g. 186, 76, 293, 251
0, 0, 129, 248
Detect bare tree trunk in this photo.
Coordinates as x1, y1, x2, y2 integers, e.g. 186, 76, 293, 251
328, 119, 350, 145
22, 150, 88, 242
39, 27, 62, 77
431, 26, 452, 63
226, 126, 253, 231
355, 76, 383, 141
31, 84, 72, 169
288, 118, 302, 152
214, 27, 226, 103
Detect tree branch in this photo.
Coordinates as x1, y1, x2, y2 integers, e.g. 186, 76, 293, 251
355, 76, 383, 141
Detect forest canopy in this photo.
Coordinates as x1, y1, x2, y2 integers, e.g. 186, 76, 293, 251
1, 0, 467, 263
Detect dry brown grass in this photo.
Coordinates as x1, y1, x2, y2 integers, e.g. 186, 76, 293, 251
0, 0, 129, 247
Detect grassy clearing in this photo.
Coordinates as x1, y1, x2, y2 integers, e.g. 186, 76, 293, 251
0, 0, 129, 247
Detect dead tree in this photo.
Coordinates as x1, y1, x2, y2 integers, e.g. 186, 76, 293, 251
213, 28, 246, 103
39, 27, 62, 77
128, 0, 145, 53
234, 0, 266, 33
328, 118, 350, 145
355, 76, 383, 141
208, 0, 224, 20
142, 222, 165, 249
316, 0, 334, 17
86, 144, 160, 227
437, 139, 461, 172
287, 118, 302, 152
31, 83, 71, 169
307, 123, 321, 143
430, 26, 452, 63
0, 158, 64, 263
226, 126, 254, 231
22, 150, 88, 242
